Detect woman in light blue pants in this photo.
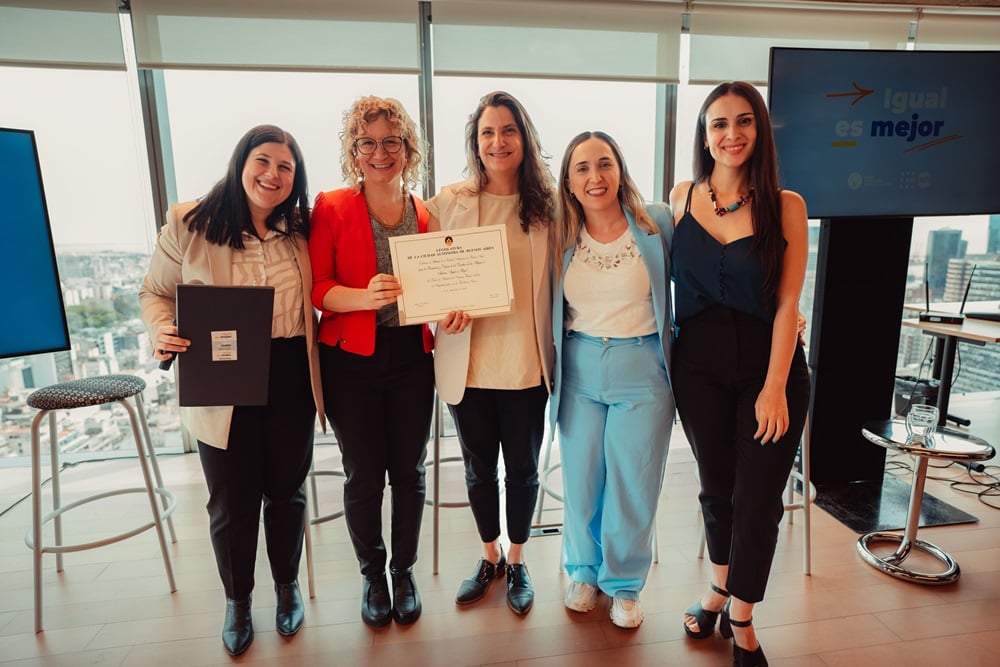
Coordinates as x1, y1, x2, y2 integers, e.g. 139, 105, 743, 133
550, 131, 675, 629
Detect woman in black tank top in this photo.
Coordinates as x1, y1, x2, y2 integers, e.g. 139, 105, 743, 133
668, 82, 811, 667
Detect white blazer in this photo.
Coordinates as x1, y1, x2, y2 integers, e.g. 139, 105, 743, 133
139, 201, 325, 448
431, 179, 554, 405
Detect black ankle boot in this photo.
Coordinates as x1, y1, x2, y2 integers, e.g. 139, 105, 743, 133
361, 572, 392, 627
222, 596, 254, 656
275, 581, 304, 636
390, 567, 422, 625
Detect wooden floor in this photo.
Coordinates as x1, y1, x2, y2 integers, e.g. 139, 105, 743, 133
1, 394, 998, 666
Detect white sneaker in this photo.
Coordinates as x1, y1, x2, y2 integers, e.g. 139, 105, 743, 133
564, 581, 598, 612
610, 597, 644, 628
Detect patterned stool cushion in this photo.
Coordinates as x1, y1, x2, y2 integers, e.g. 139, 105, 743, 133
26, 375, 146, 410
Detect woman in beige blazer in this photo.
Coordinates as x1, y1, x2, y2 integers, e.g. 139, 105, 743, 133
426, 91, 555, 616
140, 125, 324, 657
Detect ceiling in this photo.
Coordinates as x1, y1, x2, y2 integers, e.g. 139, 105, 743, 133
797, 0, 1000, 7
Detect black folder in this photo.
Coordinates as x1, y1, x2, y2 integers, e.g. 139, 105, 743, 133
175, 284, 274, 407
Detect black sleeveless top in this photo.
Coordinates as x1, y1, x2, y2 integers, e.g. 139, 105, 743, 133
671, 183, 775, 324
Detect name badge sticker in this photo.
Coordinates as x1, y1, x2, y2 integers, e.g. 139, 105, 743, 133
211, 330, 238, 361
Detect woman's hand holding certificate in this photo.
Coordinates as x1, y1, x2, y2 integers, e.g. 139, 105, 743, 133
388, 225, 515, 325
438, 310, 472, 335
364, 273, 403, 310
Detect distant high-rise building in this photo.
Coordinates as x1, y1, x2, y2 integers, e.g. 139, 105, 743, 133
948, 256, 1000, 394
902, 256, 1000, 395
926, 229, 964, 300
989, 214, 1000, 254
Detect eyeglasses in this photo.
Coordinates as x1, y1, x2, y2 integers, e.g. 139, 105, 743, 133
354, 136, 404, 155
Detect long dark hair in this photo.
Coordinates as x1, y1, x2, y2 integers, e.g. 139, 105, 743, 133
555, 131, 655, 260
464, 91, 555, 231
694, 82, 783, 301
185, 124, 310, 248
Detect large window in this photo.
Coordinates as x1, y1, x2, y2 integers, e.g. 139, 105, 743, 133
897, 214, 997, 394
162, 71, 421, 202
4, 2, 997, 466
431, 77, 659, 198
0, 65, 161, 457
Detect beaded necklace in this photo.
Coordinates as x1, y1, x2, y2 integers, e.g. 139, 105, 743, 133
707, 180, 753, 217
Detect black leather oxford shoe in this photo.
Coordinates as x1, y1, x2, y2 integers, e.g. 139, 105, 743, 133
222, 596, 254, 656
390, 567, 422, 625
455, 551, 506, 605
275, 581, 304, 636
361, 572, 392, 627
506, 563, 534, 615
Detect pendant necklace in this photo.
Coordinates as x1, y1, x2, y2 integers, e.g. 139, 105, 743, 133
707, 180, 753, 217
368, 194, 407, 229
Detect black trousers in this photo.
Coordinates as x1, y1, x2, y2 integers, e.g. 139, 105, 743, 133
197, 336, 316, 601
673, 306, 810, 603
448, 383, 548, 545
320, 326, 434, 577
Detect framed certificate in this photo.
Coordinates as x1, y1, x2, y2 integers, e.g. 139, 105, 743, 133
388, 224, 514, 325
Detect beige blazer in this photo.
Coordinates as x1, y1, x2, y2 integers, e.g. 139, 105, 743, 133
431, 179, 554, 405
139, 201, 325, 449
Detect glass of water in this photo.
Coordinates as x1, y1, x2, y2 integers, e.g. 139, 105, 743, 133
906, 404, 939, 441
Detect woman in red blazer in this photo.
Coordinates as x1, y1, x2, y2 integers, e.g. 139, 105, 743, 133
308, 96, 433, 628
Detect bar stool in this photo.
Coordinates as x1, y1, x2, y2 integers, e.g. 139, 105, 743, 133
697, 411, 816, 574
302, 446, 346, 599
535, 426, 663, 567
426, 395, 471, 574
534, 428, 563, 527
24, 374, 178, 633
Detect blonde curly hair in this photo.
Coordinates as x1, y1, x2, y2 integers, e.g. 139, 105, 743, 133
340, 96, 424, 190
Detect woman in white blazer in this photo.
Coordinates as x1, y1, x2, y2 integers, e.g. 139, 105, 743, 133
426, 91, 555, 616
140, 125, 324, 656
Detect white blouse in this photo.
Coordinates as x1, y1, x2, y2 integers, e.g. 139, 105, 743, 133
563, 225, 656, 338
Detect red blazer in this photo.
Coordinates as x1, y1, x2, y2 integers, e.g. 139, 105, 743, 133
309, 187, 434, 356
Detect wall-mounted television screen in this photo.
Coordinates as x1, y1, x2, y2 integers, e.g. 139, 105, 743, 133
767, 48, 1000, 219
0, 127, 71, 359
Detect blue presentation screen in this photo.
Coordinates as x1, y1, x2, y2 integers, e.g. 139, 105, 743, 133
768, 49, 1000, 219
0, 128, 70, 359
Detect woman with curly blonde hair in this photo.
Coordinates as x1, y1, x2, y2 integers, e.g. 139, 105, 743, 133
308, 96, 434, 627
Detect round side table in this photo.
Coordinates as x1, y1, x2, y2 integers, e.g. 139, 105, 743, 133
858, 419, 993, 584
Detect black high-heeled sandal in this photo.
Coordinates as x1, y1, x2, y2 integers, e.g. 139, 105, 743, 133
720, 601, 768, 667
683, 582, 730, 639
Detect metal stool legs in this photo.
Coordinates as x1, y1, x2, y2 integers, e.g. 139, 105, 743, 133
856, 455, 959, 584
697, 413, 814, 575
303, 452, 346, 599
786, 412, 813, 575
533, 427, 660, 569
27, 390, 177, 633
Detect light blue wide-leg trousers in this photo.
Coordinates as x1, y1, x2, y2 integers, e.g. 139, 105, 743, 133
557, 331, 674, 599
